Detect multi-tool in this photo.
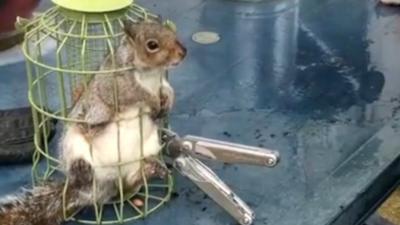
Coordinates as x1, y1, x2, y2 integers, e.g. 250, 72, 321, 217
160, 128, 280, 225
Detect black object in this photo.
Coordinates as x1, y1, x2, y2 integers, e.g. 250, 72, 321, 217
0, 107, 56, 164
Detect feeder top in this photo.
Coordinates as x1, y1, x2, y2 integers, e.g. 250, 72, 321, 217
52, 0, 133, 13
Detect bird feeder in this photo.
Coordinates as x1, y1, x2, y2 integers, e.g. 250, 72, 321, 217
18, 0, 173, 223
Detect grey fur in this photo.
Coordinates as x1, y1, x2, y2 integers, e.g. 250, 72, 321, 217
70, 20, 186, 137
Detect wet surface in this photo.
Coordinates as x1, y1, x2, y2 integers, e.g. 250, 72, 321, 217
1, 0, 400, 224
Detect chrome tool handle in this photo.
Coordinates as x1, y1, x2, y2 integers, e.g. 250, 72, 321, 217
181, 135, 279, 167
174, 155, 255, 225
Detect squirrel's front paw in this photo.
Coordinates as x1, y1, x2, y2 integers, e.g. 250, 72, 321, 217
69, 158, 94, 187
143, 158, 169, 179
158, 86, 174, 117
149, 101, 161, 120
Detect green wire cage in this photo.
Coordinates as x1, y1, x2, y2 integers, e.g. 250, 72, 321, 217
18, 0, 175, 224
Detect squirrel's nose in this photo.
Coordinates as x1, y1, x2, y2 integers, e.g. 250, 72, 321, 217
179, 47, 187, 58
175, 41, 187, 58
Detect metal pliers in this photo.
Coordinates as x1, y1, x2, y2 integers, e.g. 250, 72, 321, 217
160, 128, 280, 225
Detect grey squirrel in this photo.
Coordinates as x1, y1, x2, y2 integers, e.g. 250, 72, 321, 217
0, 19, 186, 225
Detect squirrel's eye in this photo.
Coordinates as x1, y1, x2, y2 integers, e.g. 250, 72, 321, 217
145, 39, 160, 53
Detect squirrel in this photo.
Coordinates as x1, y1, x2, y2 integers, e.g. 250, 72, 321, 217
0, 19, 186, 225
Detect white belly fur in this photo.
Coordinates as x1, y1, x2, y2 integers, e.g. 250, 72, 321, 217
61, 69, 166, 187
61, 106, 161, 186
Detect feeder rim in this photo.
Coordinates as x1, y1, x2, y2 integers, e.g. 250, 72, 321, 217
52, 0, 134, 13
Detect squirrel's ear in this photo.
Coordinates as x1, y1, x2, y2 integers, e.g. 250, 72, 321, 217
122, 20, 138, 39
163, 20, 177, 33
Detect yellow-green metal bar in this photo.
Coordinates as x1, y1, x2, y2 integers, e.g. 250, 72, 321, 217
103, 14, 125, 222
40, 17, 125, 40
32, 30, 52, 179
127, 8, 148, 21
32, 130, 60, 163
127, 200, 144, 216
21, 47, 134, 75
139, 108, 150, 216
104, 15, 115, 36
62, 178, 70, 220
112, 203, 123, 222
57, 21, 78, 108
136, 193, 166, 202
129, 5, 158, 19
117, 18, 125, 28
34, 18, 66, 46
80, 14, 87, 76
91, 179, 102, 224
26, 42, 42, 185
78, 14, 104, 225
56, 21, 77, 118
25, 7, 59, 37
39, 6, 60, 24
124, 14, 139, 23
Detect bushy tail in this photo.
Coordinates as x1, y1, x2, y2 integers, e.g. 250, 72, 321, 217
0, 182, 71, 225
0, 159, 94, 225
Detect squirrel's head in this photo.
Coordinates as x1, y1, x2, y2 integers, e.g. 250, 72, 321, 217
120, 20, 186, 70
